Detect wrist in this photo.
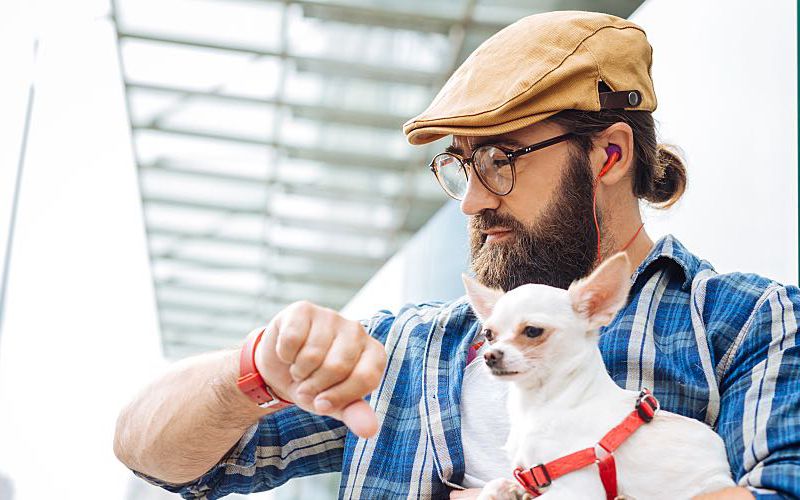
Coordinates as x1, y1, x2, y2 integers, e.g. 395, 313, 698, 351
236, 328, 294, 410
213, 349, 270, 418
252, 330, 293, 403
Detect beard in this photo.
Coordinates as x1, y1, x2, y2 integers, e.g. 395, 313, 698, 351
469, 146, 610, 291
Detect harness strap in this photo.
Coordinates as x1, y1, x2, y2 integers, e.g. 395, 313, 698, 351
513, 448, 596, 494
599, 390, 658, 453
596, 449, 618, 500
513, 389, 659, 498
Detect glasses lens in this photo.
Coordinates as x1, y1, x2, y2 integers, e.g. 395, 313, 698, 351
474, 146, 513, 195
432, 154, 467, 199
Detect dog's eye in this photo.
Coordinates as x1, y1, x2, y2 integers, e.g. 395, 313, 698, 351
523, 326, 544, 338
482, 328, 494, 341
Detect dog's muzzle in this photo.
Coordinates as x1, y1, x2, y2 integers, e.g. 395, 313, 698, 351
483, 349, 503, 368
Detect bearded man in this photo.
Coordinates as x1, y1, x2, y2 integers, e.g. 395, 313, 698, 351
114, 11, 799, 499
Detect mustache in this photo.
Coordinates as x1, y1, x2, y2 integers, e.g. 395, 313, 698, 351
469, 209, 526, 233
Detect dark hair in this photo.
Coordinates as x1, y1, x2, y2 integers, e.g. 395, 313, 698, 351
548, 109, 687, 208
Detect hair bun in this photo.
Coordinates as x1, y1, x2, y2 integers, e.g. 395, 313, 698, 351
645, 144, 687, 208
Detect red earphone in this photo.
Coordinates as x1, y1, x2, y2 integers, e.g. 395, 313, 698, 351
593, 144, 643, 263
599, 144, 622, 178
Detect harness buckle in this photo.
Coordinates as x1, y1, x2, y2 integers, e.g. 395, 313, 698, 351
529, 463, 552, 488
636, 389, 660, 423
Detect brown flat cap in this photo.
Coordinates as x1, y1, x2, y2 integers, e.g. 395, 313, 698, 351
403, 11, 656, 145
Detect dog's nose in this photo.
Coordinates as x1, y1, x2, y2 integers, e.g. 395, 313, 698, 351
484, 349, 503, 368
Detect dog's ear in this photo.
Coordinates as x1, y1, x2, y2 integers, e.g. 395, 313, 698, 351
567, 253, 631, 330
462, 274, 502, 323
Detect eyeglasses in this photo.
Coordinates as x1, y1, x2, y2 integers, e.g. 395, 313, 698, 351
429, 132, 575, 200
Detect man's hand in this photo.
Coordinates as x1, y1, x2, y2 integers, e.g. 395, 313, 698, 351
450, 488, 481, 498
692, 487, 755, 500
449, 485, 755, 499
254, 300, 387, 438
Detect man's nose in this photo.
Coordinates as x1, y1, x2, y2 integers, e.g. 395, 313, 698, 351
460, 168, 500, 216
484, 349, 504, 368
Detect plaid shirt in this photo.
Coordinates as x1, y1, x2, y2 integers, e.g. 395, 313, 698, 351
139, 235, 800, 499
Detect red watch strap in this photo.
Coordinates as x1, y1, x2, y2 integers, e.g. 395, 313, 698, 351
236, 328, 293, 409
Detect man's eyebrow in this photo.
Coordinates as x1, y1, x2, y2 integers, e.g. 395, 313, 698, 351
475, 137, 525, 149
445, 138, 524, 156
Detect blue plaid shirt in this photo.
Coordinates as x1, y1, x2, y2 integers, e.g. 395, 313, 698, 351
138, 235, 800, 498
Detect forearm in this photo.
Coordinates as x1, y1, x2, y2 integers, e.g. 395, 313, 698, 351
113, 348, 274, 484
693, 487, 755, 499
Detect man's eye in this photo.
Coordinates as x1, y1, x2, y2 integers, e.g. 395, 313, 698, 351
523, 326, 544, 338
482, 328, 494, 341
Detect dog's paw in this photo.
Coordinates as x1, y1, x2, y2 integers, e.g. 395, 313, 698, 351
477, 478, 527, 500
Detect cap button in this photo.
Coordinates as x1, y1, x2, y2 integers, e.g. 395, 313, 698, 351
627, 91, 641, 107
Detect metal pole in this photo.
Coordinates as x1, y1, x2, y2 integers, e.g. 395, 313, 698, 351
0, 40, 38, 349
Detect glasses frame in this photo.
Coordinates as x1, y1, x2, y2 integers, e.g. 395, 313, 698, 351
429, 132, 576, 200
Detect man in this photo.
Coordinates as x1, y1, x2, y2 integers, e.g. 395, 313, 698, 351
113, 11, 799, 499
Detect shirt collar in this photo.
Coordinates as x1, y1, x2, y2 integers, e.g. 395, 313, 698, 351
629, 234, 701, 290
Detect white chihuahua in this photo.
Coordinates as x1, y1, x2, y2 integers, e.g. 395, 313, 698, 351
463, 253, 734, 499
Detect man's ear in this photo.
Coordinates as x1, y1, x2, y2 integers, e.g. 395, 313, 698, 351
567, 253, 632, 330
462, 274, 503, 323
594, 122, 634, 186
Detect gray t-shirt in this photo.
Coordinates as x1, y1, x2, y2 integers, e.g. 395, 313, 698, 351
459, 342, 513, 488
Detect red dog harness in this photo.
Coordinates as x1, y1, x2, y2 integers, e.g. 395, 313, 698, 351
513, 389, 659, 500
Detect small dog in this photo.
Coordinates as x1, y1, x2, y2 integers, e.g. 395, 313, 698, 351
463, 253, 734, 499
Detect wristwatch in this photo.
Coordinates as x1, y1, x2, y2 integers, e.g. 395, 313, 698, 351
236, 327, 294, 410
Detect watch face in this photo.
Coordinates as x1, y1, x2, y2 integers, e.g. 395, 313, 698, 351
258, 398, 289, 409
258, 386, 293, 409
257, 398, 276, 408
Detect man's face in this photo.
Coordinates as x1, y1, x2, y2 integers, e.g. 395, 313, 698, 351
453, 121, 607, 291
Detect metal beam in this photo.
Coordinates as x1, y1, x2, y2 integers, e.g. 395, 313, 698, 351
158, 299, 276, 319
240, 0, 507, 35
155, 281, 351, 308
283, 142, 413, 172
134, 124, 415, 172
162, 339, 236, 359
127, 81, 407, 130
117, 30, 441, 87
161, 321, 253, 341
146, 226, 387, 268
142, 195, 417, 238
161, 323, 255, 348
160, 313, 259, 333
139, 162, 442, 210
0, 44, 37, 353
152, 253, 372, 289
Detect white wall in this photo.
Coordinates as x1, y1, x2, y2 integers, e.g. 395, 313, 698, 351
633, 0, 798, 285
0, 2, 167, 499
342, 201, 469, 320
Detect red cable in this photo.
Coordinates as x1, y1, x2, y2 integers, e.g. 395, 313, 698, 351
621, 222, 645, 251
593, 151, 644, 264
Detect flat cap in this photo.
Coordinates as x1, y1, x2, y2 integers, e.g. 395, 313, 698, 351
403, 11, 656, 145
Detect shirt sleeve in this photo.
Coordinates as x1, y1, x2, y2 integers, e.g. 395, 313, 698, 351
134, 409, 347, 499
133, 308, 397, 499
716, 285, 800, 499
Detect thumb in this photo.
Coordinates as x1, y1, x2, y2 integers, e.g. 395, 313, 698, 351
339, 399, 379, 439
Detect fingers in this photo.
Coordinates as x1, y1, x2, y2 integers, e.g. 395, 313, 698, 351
288, 315, 336, 382
448, 488, 482, 499
307, 339, 386, 414
294, 323, 366, 407
339, 399, 378, 439
257, 300, 387, 440
273, 301, 314, 364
